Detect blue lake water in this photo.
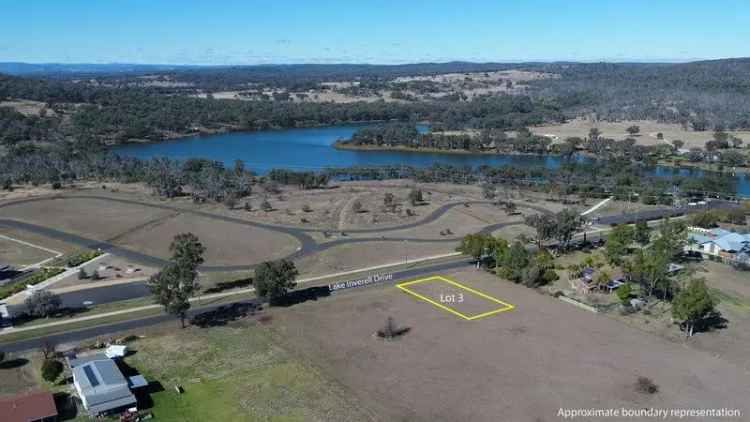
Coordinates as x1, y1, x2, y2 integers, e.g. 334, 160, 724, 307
113, 124, 750, 196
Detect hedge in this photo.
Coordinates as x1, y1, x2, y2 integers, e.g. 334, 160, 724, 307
51, 250, 103, 268
0, 267, 65, 300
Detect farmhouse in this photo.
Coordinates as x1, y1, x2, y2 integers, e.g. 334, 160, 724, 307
0, 391, 58, 422
687, 227, 750, 263
67, 353, 146, 416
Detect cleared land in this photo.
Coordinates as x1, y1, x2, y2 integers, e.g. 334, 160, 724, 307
295, 241, 454, 278
113, 213, 300, 266
397, 275, 514, 320
0, 197, 175, 241
531, 118, 750, 149
0, 237, 56, 267
269, 268, 750, 421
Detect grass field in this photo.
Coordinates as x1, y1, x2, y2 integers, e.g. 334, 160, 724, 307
124, 324, 371, 422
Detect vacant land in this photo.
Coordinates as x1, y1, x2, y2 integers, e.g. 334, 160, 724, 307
0, 197, 174, 241
296, 241, 453, 278
113, 213, 300, 266
0, 237, 56, 267
270, 268, 750, 421
531, 118, 750, 149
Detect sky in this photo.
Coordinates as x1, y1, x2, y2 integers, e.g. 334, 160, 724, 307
3, 0, 750, 65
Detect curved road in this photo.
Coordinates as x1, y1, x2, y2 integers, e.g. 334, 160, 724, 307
0, 194, 540, 271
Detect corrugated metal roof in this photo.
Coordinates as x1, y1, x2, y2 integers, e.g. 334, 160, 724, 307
72, 358, 136, 414
0, 391, 58, 422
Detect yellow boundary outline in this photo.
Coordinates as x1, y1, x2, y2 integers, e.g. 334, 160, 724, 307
396, 275, 514, 320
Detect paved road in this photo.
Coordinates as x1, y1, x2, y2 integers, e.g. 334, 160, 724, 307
596, 200, 742, 225
0, 258, 472, 353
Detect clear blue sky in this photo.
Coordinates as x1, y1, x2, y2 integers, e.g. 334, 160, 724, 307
4, 0, 749, 64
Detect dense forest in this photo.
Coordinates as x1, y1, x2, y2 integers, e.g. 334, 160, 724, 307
527, 59, 750, 130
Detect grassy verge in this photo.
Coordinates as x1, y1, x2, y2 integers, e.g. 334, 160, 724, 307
0, 292, 256, 345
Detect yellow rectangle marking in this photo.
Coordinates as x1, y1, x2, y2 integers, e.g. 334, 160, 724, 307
396, 275, 514, 320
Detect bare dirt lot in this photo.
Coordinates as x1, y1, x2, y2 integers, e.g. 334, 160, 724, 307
531, 118, 750, 149
269, 268, 750, 422
113, 213, 300, 266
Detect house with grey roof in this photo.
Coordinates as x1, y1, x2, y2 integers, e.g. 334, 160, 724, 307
687, 227, 750, 263
67, 353, 146, 416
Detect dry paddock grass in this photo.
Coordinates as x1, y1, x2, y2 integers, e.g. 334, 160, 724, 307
269, 268, 750, 422
113, 213, 300, 266
295, 241, 454, 278
531, 118, 750, 150
0, 237, 56, 267
0, 197, 174, 241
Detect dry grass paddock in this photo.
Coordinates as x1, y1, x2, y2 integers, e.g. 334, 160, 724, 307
531, 118, 750, 149
269, 268, 750, 421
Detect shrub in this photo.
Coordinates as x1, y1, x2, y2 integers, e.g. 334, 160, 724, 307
302, 204, 313, 213
376, 316, 410, 340
542, 269, 559, 283
261, 199, 273, 212
64, 250, 102, 268
41, 359, 63, 382
616, 283, 632, 305
635, 376, 659, 394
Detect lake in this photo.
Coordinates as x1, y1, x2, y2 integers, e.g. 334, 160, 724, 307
113, 124, 750, 196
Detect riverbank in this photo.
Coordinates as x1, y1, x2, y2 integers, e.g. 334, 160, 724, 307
333, 140, 560, 157
118, 119, 411, 146
657, 159, 750, 175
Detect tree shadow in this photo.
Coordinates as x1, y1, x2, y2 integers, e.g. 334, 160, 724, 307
189, 302, 259, 328
0, 357, 29, 369
203, 277, 253, 294
54, 392, 80, 421
133, 381, 163, 410
696, 310, 729, 334
270, 286, 330, 307
12, 306, 91, 327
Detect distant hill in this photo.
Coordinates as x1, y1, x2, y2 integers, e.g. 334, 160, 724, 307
0, 62, 197, 77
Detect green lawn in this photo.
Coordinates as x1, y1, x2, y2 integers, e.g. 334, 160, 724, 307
124, 323, 367, 422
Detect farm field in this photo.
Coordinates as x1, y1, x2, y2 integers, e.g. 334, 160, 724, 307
269, 268, 750, 422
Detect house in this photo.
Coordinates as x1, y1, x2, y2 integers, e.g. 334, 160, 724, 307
572, 267, 598, 294
0, 391, 58, 422
687, 227, 750, 263
67, 353, 145, 416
